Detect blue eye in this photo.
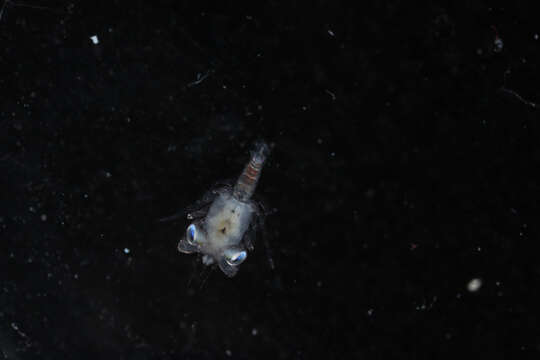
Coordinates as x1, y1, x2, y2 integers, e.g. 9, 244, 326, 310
186, 224, 197, 244
224, 248, 247, 266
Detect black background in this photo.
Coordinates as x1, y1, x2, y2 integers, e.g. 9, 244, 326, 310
1, 0, 540, 359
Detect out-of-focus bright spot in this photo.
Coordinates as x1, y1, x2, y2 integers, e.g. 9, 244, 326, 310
123, 248, 130, 254
90, 35, 99, 44
467, 278, 482, 292
493, 37, 503, 52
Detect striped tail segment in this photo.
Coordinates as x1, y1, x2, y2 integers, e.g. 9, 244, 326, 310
233, 141, 270, 201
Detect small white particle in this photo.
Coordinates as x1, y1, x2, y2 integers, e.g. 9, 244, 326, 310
493, 37, 503, 53
316, 138, 323, 144
252, 328, 258, 336
328, 29, 335, 37
40, 214, 47, 221
225, 350, 232, 357
535, 34, 539, 40
124, 248, 130, 254
476, 48, 483, 55
467, 278, 482, 292
367, 309, 374, 316
330, 152, 336, 157
90, 35, 99, 44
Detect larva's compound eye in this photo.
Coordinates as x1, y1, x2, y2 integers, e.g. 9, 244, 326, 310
186, 224, 197, 245
223, 248, 247, 266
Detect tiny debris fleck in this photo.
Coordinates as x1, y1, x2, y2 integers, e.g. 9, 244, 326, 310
467, 278, 482, 292
328, 29, 335, 37
535, 34, 539, 40
325, 89, 336, 100
90, 35, 99, 44
252, 328, 258, 336
41, 214, 47, 221
367, 309, 374, 316
225, 350, 232, 357
493, 37, 503, 52
123, 248, 130, 254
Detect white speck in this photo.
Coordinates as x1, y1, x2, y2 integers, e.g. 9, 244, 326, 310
316, 138, 323, 144
123, 248, 130, 254
251, 328, 258, 336
74, 273, 79, 279
105, 171, 112, 178
535, 34, 539, 40
330, 152, 336, 157
84, 194, 88, 198
328, 29, 335, 37
325, 89, 336, 100
467, 278, 482, 292
367, 309, 374, 316
493, 37, 503, 52
476, 48, 483, 55
316, 281, 322, 287
29, 206, 36, 213
225, 350, 232, 357
40, 214, 47, 221
90, 35, 99, 44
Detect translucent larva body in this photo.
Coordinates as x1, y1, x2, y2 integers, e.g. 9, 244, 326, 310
178, 141, 270, 277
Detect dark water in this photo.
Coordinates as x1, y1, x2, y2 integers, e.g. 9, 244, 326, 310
1, 1, 539, 359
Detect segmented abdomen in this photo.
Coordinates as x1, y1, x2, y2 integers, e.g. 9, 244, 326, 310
233, 141, 270, 201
